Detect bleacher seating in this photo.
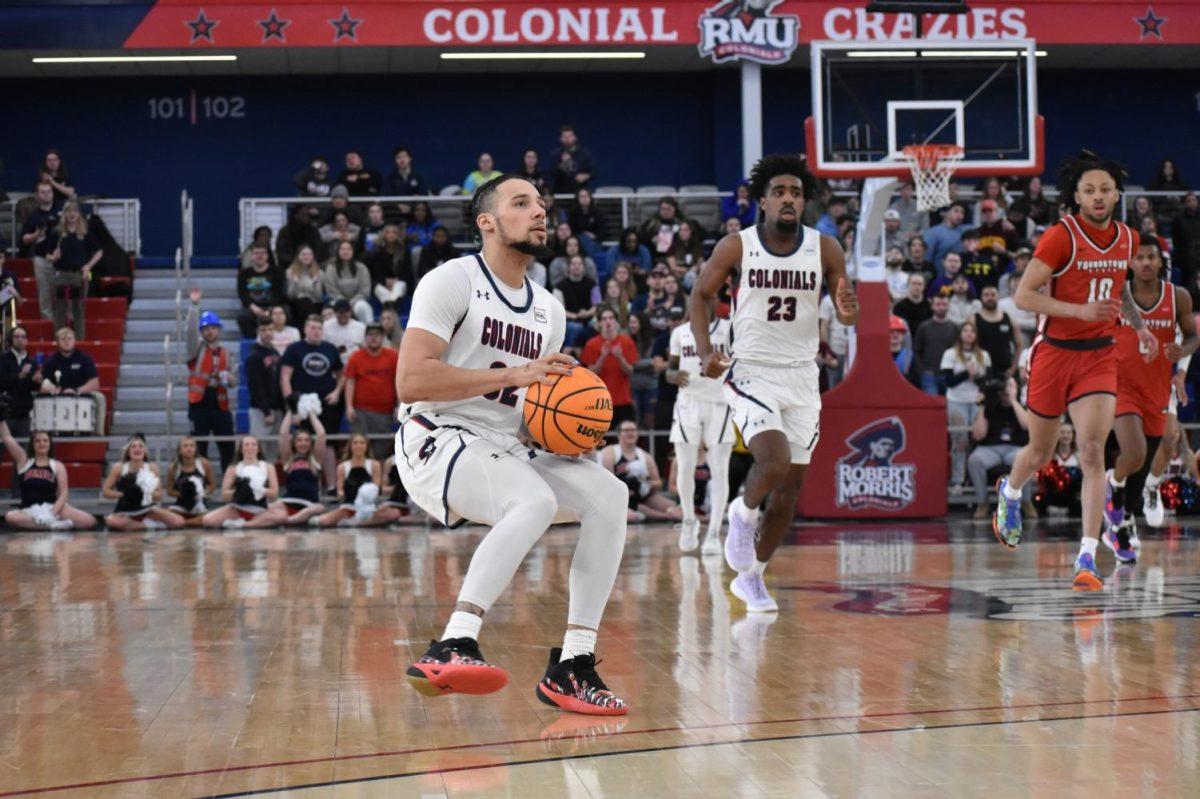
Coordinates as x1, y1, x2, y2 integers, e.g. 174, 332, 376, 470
635, 185, 677, 225
679, 185, 721, 233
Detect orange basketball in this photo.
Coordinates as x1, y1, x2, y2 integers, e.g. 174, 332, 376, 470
524, 367, 613, 456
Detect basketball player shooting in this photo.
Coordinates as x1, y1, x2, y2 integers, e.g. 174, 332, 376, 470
394, 174, 629, 715
690, 154, 859, 612
993, 151, 1157, 591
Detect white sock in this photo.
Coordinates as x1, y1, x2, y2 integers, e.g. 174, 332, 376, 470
1079, 538, 1098, 557
675, 443, 698, 526
1110, 472, 1126, 488
1002, 480, 1022, 501
750, 559, 767, 576
560, 628, 598, 660
734, 496, 760, 523
441, 610, 482, 642
1145, 473, 1162, 490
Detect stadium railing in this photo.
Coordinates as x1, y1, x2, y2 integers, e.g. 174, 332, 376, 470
2, 197, 141, 255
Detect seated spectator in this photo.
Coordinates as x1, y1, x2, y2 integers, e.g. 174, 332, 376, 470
816, 196, 848, 238
541, 185, 569, 228
318, 209, 361, 261
600, 421, 683, 523
649, 309, 683, 436
0, 251, 20, 330
906, 235, 935, 285
344, 323, 399, 461
1148, 158, 1188, 220
165, 437, 217, 524
596, 278, 632, 329
922, 202, 966, 271
1, 420, 95, 531
336, 150, 381, 197
1126, 195, 1154, 230
45, 200, 100, 339
1140, 215, 1171, 255
0, 326, 40, 438
550, 124, 596, 192
914, 295, 958, 395
367, 223, 412, 290
245, 318, 285, 460
568, 187, 607, 253
606, 226, 651, 280
517, 147, 545, 191
611, 261, 639, 302
998, 251, 1037, 342
276, 205, 323, 267
1035, 423, 1082, 517
322, 241, 373, 323
973, 200, 1018, 262
882, 208, 907, 252
959, 229, 1003, 294
819, 290, 853, 388
40, 329, 104, 432
241, 225, 277, 270
722, 216, 743, 236
583, 307, 639, 426
237, 243, 285, 337
890, 182, 928, 237
721, 181, 756, 229
39, 149, 76, 202
1174, 193, 1200, 284
890, 315, 920, 386
946, 274, 979, 326
547, 221, 576, 262
285, 244, 325, 325
267, 305, 300, 355
359, 203, 386, 252
315, 433, 402, 528
640, 198, 687, 259
103, 435, 186, 531
321, 185, 363, 227
323, 299, 366, 358
405, 202, 440, 250
670, 221, 705, 273
967, 377, 1032, 518
928, 251, 965, 297
554, 255, 599, 351
1004, 201, 1035, 245
379, 305, 404, 349
974, 286, 1022, 378
19, 182, 61, 320
415, 227, 458, 285
201, 435, 286, 529
385, 146, 427, 208
892, 273, 931, 339
942, 321, 991, 488
884, 246, 909, 301
626, 313, 658, 427
462, 152, 501, 195
1019, 176, 1055, 226
293, 155, 332, 198
971, 177, 1009, 224
549, 236, 598, 286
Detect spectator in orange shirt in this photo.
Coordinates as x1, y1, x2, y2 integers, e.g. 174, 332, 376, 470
344, 322, 398, 460
582, 306, 639, 428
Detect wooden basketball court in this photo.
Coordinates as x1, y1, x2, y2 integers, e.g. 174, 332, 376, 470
2, 519, 1198, 797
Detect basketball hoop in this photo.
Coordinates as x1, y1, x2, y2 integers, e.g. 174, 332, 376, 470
901, 144, 964, 212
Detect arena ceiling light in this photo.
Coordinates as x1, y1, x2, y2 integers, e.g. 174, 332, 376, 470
440, 51, 646, 61
32, 55, 238, 63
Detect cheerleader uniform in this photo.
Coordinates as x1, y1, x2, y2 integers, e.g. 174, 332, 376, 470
339, 459, 378, 510
280, 455, 321, 515
18, 458, 61, 519
168, 460, 208, 515
381, 462, 408, 509
112, 462, 160, 518
232, 461, 271, 519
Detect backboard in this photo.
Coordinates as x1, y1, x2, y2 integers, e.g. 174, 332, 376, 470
806, 39, 1042, 179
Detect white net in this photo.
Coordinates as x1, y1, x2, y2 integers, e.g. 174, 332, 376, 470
902, 145, 964, 212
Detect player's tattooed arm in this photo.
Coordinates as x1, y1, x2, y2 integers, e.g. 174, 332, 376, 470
1120, 283, 1146, 330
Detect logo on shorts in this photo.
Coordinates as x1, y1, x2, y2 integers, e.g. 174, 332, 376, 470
697, 0, 799, 65
418, 437, 437, 463
835, 416, 916, 511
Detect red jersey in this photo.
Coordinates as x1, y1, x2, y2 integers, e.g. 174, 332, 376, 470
1033, 214, 1140, 342
1116, 281, 1176, 406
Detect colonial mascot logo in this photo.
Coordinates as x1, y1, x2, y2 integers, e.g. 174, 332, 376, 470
697, 0, 800, 65
836, 416, 917, 511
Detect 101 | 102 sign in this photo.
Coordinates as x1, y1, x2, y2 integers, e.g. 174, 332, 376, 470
148, 92, 245, 124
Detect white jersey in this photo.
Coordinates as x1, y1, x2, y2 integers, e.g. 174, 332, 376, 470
402, 254, 565, 433
731, 224, 823, 367
670, 317, 731, 404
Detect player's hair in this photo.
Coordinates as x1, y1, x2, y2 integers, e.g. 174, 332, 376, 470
1056, 149, 1127, 214
747, 153, 817, 202
1138, 236, 1163, 257
470, 173, 537, 244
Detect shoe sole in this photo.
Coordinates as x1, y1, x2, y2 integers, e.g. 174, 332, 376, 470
730, 577, 778, 614
405, 663, 509, 697
1101, 532, 1138, 564
536, 682, 628, 716
992, 478, 1019, 550
724, 504, 756, 572
1072, 571, 1104, 592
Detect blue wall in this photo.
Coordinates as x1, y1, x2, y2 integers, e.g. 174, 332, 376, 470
2, 69, 1196, 257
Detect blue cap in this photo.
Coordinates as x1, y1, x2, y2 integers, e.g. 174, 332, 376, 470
198, 311, 222, 331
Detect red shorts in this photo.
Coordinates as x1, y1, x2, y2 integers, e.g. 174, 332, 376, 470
1025, 340, 1117, 418
1116, 386, 1169, 437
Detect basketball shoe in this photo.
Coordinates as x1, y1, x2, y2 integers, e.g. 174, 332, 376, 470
725, 498, 758, 572
405, 637, 509, 697
1142, 484, 1164, 527
1102, 517, 1137, 563
677, 518, 700, 552
1103, 469, 1125, 530
701, 529, 722, 556
1072, 551, 1103, 592
992, 476, 1023, 548
730, 572, 778, 613
535, 648, 628, 716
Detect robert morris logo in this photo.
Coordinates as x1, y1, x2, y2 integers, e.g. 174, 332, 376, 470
697, 0, 799, 65
836, 416, 916, 512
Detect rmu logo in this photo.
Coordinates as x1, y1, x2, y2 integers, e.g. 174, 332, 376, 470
697, 0, 799, 65
836, 416, 916, 512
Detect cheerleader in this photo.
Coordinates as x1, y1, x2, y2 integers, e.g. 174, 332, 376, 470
0, 420, 96, 531
316, 433, 402, 527
201, 435, 286, 529
380, 454, 417, 523
268, 407, 327, 525
103, 434, 185, 531
165, 436, 215, 525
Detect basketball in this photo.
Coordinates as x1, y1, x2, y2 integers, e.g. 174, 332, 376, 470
524, 367, 613, 456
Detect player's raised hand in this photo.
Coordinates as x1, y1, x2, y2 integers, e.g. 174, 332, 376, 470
1138, 328, 1160, 363
1076, 298, 1121, 323
189, 287, 202, 304
513, 352, 575, 387
700, 350, 731, 379
834, 279, 859, 324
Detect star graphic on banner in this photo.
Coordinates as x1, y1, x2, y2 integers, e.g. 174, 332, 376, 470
185, 10, 219, 43
329, 8, 362, 42
257, 9, 290, 42
1133, 6, 1167, 39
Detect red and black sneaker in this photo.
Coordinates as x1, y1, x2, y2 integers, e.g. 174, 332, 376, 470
405, 637, 509, 697
535, 647, 628, 716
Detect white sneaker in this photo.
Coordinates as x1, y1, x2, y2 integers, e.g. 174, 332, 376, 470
222, 518, 246, 530
143, 519, 167, 531
1142, 485, 1164, 528
308, 516, 322, 527
730, 572, 778, 613
701, 530, 722, 556
725, 499, 758, 573
677, 518, 700, 552
49, 519, 75, 531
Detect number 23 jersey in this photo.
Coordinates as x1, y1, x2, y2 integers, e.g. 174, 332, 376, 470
731, 224, 823, 367
402, 254, 565, 433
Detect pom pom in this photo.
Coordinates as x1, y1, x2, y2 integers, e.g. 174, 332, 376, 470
232, 476, 256, 506
27, 503, 57, 527
136, 468, 160, 507
246, 468, 267, 501
297, 393, 323, 419
1161, 478, 1182, 510
352, 482, 379, 522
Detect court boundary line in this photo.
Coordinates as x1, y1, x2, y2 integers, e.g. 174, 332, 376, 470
3, 692, 1197, 797
198, 705, 1200, 799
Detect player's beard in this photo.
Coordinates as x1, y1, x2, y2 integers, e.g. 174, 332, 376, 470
774, 217, 799, 233
499, 220, 551, 259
